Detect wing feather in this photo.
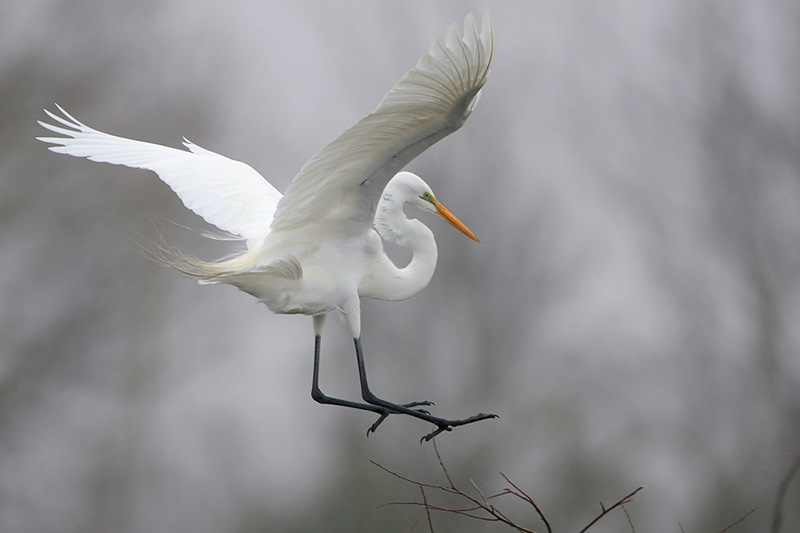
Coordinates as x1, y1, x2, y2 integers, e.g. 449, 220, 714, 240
37, 105, 281, 240
270, 12, 494, 231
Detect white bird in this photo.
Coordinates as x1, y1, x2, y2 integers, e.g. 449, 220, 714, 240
38, 12, 496, 441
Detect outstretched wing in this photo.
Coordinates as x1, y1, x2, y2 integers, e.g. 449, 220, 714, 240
270, 12, 495, 231
37, 105, 281, 240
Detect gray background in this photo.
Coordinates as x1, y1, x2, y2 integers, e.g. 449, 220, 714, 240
2, 1, 799, 531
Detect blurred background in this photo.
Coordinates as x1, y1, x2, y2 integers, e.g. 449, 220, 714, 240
2, 1, 799, 531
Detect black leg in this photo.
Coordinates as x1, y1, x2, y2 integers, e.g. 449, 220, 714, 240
311, 334, 393, 421
353, 337, 498, 441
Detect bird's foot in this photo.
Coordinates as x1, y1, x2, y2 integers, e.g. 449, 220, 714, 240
366, 400, 436, 436
402, 400, 435, 409
367, 413, 391, 436
366, 402, 498, 440
420, 412, 498, 443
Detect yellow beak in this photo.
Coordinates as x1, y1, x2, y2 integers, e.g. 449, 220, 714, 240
434, 201, 480, 243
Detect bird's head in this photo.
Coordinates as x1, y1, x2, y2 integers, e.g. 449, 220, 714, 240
391, 171, 480, 243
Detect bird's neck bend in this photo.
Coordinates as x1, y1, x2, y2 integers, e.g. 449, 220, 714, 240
362, 191, 438, 301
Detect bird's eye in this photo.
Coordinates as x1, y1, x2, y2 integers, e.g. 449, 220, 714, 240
420, 192, 434, 203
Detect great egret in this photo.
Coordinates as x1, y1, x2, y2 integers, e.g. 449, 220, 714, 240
38, 12, 496, 441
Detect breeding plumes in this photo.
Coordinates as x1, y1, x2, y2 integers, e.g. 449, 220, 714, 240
38, 12, 496, 441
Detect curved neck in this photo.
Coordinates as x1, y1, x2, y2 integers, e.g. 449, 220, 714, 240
361, 191, 438, 301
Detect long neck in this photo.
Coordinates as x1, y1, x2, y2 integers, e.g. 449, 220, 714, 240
361, 191, 438, 301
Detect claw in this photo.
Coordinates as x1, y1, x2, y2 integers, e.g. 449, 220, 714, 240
367, 412, 391, 436
401, 400, 433, 415
402, 400, 435, 408
419, 412, 499, 443
367, 404, 436, 436
421, 424, 453, 443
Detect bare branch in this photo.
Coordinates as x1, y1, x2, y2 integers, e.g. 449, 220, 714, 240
432, 439, 455, 489
716, 507, 757, 533
500, 472, 552, 533
376, 442, 644, 533
470, 477, 491, 508
408, 501, 425, 532
370, 460, 455, 493
374, 451, 537, 532
771, 451, 800, 533
621, 503, 635, 533
578, 486, 644, 533
420, 487, 434, 533
421, 488, 432, 533
391, 500, 516, 523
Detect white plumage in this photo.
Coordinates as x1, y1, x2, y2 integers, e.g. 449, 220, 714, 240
39, 107, 281, 242
38, 12, 496, 441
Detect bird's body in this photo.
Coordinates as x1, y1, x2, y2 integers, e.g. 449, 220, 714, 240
38, 13, 496, 440
196, 171, 450, 336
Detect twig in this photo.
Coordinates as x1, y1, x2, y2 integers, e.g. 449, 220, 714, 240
499, 472, 552, 533
375, 443, 537, 532
717, 507, 757, 533
408, 487, 428, 532
408, 503, 425, 532
372, 460, 454, 493
621, 503, 635, 533
420, 486, 434, 533
376, 439, 648, 532
432, 439, 455, 488
771, 451, 800, 533
470, 477, 492, 509
577, 486, 644, 533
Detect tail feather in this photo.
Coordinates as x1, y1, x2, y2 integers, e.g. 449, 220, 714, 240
134, 218, 260, 282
